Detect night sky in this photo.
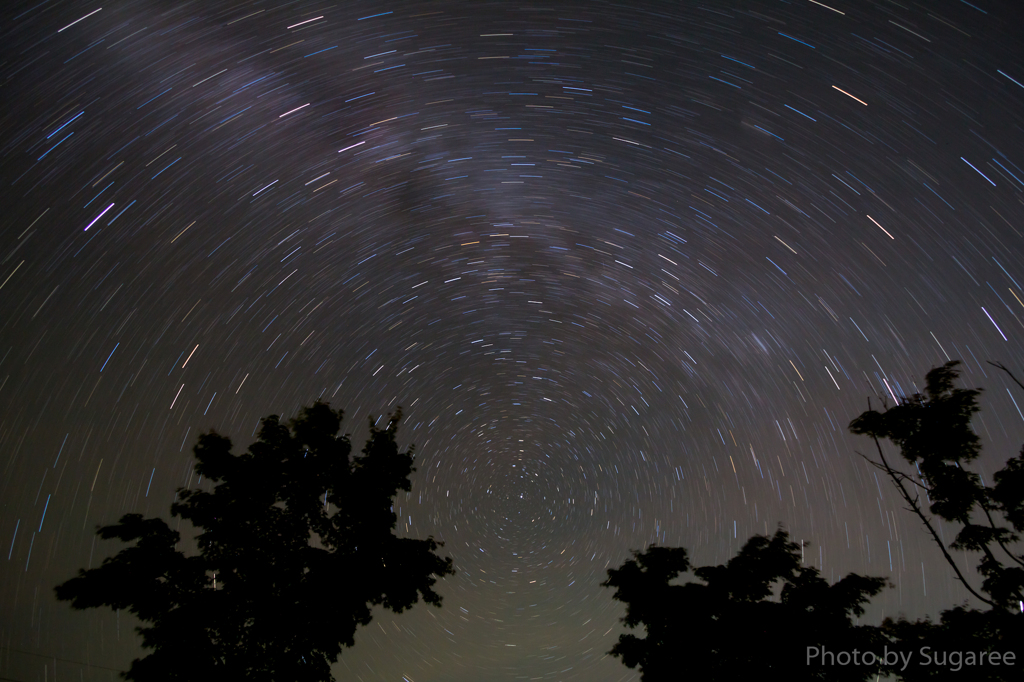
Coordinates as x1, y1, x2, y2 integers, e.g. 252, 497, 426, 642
2, 0, 1024, 680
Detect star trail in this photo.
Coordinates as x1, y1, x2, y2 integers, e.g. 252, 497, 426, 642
2, 1, 1024, 680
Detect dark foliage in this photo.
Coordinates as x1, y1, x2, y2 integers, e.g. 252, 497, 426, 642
879, 607, 1023, 680
843, 361, 1024, 680
849, 361, 985, 524
849, 361, 1024, 609
604, 361, 1024, 681
55, 402, 455, 682
603, 529, 888, 681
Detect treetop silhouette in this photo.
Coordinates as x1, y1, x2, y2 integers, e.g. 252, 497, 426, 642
55, 402, 454, 682
604, 360, 1024, 681
849, 360, 1024, 610
603, 528, 888, 681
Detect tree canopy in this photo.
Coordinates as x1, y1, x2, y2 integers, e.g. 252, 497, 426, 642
849, 361, 1024, 610
603, 529, 888, 681
55, 402, 454, 682
604, 361, 1023, 681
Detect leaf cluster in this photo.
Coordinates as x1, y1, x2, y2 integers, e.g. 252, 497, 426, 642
603, 529, 888, 682
849, 361, 1024, 609
878, 607, 1023, 680
55, 402, 454, 682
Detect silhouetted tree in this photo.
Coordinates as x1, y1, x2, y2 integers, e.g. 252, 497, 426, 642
605, 361, 1024, 681
55, 402, 454, 682
848, 360, 1024, 678
876, 605, 1022, 680
849, 361, 1024, 610
603, 528, 888, 681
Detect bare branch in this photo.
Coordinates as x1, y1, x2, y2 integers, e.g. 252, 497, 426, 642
988, 361, 1024, 393
892, 471, 932, 494
853, 452, 933, 494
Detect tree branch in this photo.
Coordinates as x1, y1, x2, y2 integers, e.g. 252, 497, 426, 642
987, 361, 1024, 393
979, 361, 1024, 572
978, 502, 1024, 568
854, 452, 932, 493
866, 436, 996, 607
958, 511, 1024, 604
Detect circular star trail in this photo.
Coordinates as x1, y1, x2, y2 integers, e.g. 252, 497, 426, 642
2, 1, 1024, 680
